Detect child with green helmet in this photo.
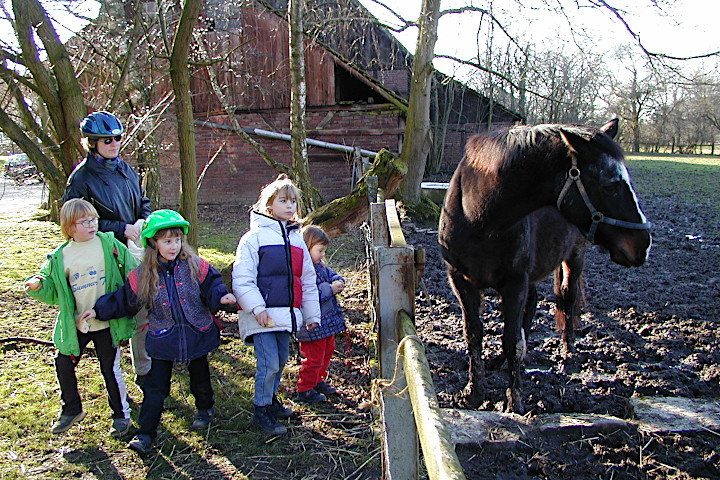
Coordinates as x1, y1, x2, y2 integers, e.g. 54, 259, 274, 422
80, 209, 237, 455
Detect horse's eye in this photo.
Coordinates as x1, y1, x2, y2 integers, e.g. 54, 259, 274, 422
602, 181, 623, 195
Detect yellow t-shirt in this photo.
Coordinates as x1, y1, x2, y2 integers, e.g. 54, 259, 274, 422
63, 235, 108, 332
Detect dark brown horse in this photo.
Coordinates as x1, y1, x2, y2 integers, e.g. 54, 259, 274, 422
438, 119, 651, 413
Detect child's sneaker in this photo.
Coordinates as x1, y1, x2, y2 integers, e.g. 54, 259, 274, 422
314, 380, 337, 395
128, 434, 153, 455
296, 389, 327, 403
191, 407, 215, 430
51, 411, 86, 434
110, 417, 131, 438
269, 395, 293, 419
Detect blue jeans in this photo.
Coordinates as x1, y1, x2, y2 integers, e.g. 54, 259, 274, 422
253, 331, 290, 407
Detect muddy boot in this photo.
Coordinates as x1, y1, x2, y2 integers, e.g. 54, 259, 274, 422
253, 405, 287, 435
268, 395, 293, 420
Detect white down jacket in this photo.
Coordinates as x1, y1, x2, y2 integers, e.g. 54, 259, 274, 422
232, 211, 320, 342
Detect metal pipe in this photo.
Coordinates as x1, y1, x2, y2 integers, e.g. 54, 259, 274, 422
194, 120, 378, 158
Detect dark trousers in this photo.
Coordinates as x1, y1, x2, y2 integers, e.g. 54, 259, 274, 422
55, 328, 128, 419
137, 355, 214, 438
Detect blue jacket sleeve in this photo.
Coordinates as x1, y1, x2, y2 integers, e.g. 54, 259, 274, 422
94, 281, 141, 321
316, 264, 344, 304
200, 263, 237, 314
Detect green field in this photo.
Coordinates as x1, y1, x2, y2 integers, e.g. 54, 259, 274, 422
625, 153, 720, 211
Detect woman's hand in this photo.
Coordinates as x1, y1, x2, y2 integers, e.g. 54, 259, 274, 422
306, 322, 319, 330
124, 223, 142, 242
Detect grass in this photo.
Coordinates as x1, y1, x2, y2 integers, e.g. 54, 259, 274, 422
1, 151, 714, 478
0, 207, 377, 479
626, 153, 720, 205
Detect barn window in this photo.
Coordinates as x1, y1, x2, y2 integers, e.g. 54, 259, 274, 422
334, 63, 379, 104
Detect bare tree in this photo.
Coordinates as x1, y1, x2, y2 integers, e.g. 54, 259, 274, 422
398, 0, 440, 203
289, 0, 321, 212
0, 0, 88, 209
168, 0, 202, 246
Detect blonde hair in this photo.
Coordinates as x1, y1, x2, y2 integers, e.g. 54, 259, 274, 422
60, 198, 99, 240
136, 227, 199, 309
253, 174, 303, 219
302, 225, 330, 251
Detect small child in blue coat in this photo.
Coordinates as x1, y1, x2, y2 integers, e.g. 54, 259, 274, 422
295, 226, 347, 402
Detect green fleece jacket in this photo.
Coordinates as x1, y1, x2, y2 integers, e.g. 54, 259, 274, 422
25, 231, 138, 356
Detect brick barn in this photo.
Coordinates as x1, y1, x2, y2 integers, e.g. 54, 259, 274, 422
150, 0, 522, 206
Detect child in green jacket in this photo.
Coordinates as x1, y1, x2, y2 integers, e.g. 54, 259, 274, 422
25, 199, 138, 437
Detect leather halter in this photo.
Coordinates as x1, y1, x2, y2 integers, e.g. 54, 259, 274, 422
556, 155, 651, 243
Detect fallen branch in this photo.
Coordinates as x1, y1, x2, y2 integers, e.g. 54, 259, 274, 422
0, 337, 54, 346
305, 149, 407, 238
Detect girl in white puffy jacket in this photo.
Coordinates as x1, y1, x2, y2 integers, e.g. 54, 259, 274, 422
232, 174, 321, 435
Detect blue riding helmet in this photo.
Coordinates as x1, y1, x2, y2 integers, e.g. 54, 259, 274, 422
80, 111, 123, 138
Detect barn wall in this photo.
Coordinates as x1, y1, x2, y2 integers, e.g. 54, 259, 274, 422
155, 106, 403, 208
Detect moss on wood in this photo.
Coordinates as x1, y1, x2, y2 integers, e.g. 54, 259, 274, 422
305, 149, 407, 237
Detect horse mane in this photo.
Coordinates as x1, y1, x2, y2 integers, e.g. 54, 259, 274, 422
464, 123, 624, 176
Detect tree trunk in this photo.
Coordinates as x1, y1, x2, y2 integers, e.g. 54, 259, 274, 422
305, 149, 407, 237
7, 0, 88, 217
289, 0, 321, 214
169, 0, 201, 246
399, 0, 441, 204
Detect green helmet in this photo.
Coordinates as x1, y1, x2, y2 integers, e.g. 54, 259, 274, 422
141, 209, 189, 247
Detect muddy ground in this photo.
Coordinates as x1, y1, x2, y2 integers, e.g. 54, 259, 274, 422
202, 183, 720, 479
401, 190, 720, 479
7, 175, 718, 479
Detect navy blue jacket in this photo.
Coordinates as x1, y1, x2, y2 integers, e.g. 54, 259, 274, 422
296, 262, 346, 342
64, 153, 152, 244
93, 257, 233, 363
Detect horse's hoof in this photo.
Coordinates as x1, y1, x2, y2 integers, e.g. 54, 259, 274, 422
459, 386, 484, 409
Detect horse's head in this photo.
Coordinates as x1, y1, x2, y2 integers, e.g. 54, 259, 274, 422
557, 119, 652, 267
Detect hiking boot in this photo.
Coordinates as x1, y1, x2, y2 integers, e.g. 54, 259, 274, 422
269, 395, 293, 420
296, 389, 327, 403
128, 434, 153, 455
253, 405, 287, 435
314, 380, 337, 395
191, 407, 215, 430
110, 417, 131, 438
51, 411, 86, 434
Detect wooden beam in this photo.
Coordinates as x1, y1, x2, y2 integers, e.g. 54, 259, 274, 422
385, 199, 407, 247
397, 310, 467, 480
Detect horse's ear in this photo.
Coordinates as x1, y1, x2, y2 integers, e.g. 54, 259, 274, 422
559, 129, 582, 156
600, 118, 619, 139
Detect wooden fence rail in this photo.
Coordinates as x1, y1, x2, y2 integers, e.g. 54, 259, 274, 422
369, 199, 466, 480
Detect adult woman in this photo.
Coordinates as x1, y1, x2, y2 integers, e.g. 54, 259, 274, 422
64, 111, 153, 385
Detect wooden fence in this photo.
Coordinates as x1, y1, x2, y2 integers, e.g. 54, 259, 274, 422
368, 198, 466, 480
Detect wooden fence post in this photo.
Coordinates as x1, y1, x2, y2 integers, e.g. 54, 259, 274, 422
370, 200, 419, 479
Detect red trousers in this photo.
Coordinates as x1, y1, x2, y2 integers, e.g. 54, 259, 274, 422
297, 335, 336, 392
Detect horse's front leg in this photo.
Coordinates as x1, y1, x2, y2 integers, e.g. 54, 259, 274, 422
448, 269, 485, 409
499, 276, 529, 414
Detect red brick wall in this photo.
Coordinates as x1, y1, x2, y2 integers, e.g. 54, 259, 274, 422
156, 106, 403, 208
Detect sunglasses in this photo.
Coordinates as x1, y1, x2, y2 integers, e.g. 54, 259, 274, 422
102, 136, 123, 145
